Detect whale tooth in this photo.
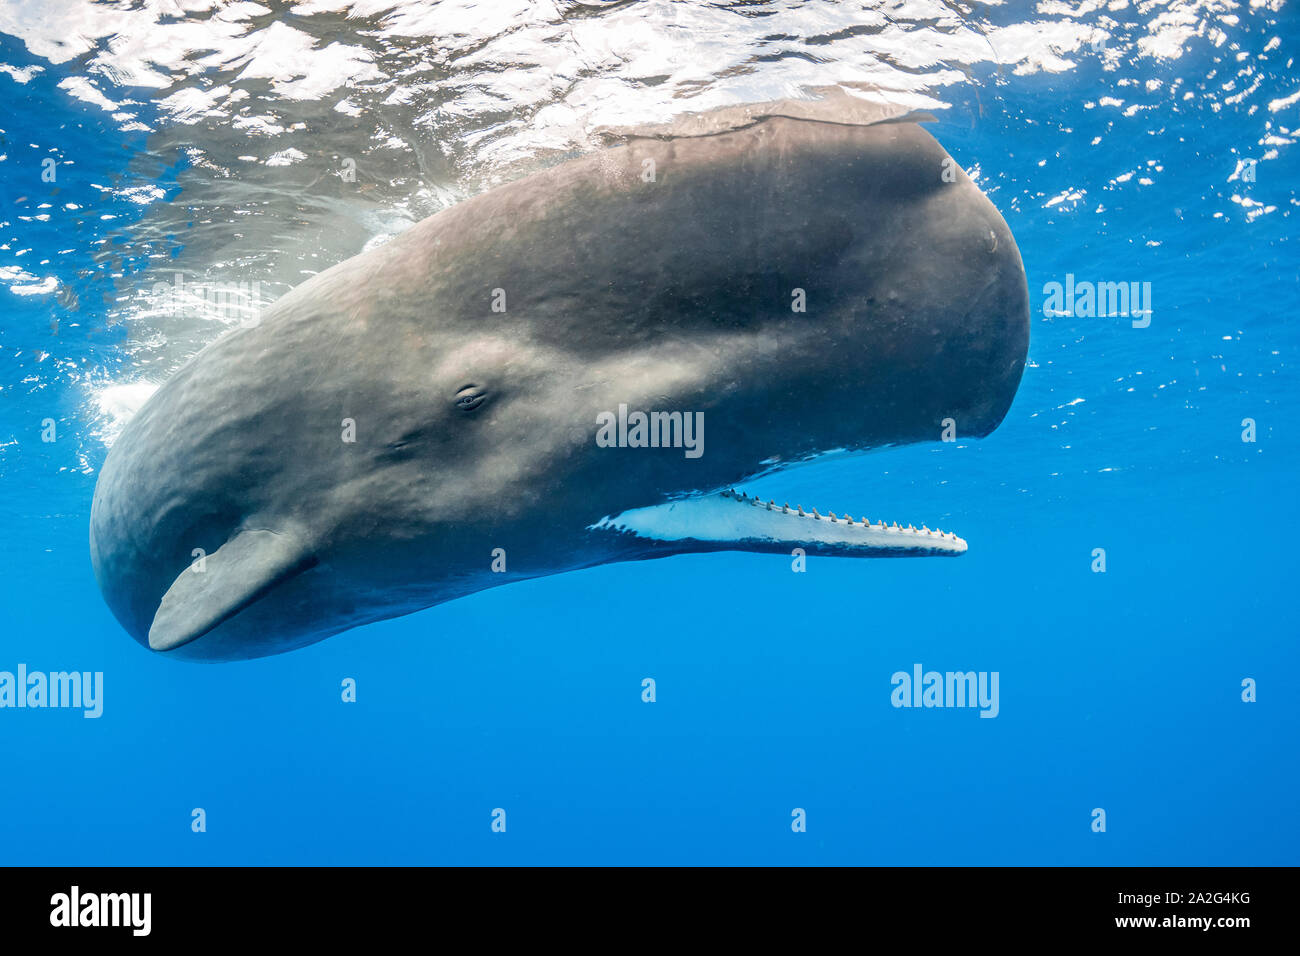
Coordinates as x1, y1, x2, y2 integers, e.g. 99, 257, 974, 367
892, 522, 900, 530
845, 515, 854, 525
797, 505, 805, 516
767, 499, 774, 510
828, 511, 836, 522
812, 508, 821, 518
782, 503, 790, 514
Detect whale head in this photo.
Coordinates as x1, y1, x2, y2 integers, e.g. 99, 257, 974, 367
90, 92, 1029, 661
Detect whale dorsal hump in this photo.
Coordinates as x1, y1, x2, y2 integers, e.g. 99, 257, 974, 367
148, 527, 314, 652
595, 86, 935, 144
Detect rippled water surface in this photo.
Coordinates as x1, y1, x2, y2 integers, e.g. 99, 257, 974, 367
1, 1, 1297, 864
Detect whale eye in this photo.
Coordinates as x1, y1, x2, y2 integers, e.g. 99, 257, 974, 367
455, 385, 486, 411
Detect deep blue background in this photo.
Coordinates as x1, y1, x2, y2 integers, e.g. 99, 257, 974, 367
1, 12, 1296, 864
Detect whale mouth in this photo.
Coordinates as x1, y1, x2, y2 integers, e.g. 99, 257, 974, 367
590, 489, 967, 556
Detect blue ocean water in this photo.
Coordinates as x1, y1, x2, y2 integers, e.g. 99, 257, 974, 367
0, 1, 1296, 865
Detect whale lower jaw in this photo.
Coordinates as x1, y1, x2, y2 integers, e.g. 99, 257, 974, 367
590, 489, 967, 556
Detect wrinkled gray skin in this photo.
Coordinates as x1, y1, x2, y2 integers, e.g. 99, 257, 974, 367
90, 93, 1029, 661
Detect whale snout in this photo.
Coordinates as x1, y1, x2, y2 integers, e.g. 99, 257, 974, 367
89, 349, 312, 657
92, 445, 322, 658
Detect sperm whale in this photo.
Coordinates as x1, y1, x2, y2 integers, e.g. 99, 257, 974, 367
89, 90, 1029, 661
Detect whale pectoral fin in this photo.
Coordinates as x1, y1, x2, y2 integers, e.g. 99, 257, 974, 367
148, 529, 315, 652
